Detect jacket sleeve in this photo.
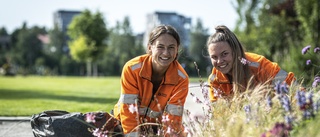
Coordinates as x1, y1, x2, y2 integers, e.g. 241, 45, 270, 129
117, 64, 141, 135
163, 76, 189, 135
259, 56, 295, 85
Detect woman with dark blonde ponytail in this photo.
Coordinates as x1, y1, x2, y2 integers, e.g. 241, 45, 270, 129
206, 25, 295, 102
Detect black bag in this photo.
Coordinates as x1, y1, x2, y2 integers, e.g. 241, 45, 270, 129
30, 110, 123, 137
30, 110, 94, 137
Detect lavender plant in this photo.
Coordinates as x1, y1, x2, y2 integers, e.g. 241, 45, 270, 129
302, 45, 320, 85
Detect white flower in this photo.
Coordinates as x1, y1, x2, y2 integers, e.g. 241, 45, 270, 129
128, 104, 138, 113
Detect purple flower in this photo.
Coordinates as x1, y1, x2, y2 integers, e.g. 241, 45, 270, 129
296, 90, 307, 110
285, 115, 293, 125
267, 96, 273, 108
281, 95, 291, 112
302, 45, 311, 54
306, 60, 311, 65
314, 47, 320, 53
312, 76, 320, 87
274, 81, 288, 94
244, 105, 251, 113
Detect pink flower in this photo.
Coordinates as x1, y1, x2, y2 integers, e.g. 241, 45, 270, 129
93, 128, 109, 137
162, 115, 170, 122
238, 57, 251, 65
85, 112, 96, 123
166, 126, 172, 134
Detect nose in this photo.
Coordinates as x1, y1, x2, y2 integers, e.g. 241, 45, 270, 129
216, 56, 223, 64
163, 47, 170, 55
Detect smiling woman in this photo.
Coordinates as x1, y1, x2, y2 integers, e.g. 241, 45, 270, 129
206, 25, 295, 102
112, 25, 189, 136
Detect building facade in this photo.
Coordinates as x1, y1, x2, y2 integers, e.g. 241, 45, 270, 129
143, 11, 192, 49
53, 10, 81, 53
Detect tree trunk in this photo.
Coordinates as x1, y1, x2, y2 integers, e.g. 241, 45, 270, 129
86, 61, 92, 76
93, 62, 98, 77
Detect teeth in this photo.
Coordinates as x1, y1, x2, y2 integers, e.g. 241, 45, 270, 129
219, 65, 227, 68
161, 57, 169, 60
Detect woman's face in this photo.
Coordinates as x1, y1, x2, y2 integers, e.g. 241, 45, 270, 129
148, 34, 178, 70
208, 41, 234, 75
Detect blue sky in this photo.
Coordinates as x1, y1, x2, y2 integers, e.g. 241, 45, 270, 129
0, 0, 238, 34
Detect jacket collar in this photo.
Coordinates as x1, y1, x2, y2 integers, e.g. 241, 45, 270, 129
140, 54, 179, 85
213, 68, 231, 84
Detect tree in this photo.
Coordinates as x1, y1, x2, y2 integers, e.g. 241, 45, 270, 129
294, 0, 320, 82
232, 0, 319, 83
68, 9, 108, 76
9, 23, 47, 75
0, 27, 10, 67
104, 16, 144, 75
45, 24, 65, 75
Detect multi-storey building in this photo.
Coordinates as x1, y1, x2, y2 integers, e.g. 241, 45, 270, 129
143, 11, 192, 49
53, 10, 81, 53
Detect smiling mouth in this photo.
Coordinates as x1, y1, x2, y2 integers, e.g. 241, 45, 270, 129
160, 57, 170, 60
218, 64, 227, 68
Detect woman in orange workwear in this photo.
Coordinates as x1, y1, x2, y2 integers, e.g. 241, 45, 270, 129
113, 25, 189, 136
207, 25, 295, 102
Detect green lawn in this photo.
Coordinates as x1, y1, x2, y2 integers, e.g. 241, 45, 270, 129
0, 76, 121, 116
0, 76, 201, 116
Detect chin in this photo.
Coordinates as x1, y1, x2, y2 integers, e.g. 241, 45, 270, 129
219, 69, 230, 75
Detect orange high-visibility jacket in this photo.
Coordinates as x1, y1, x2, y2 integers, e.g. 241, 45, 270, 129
113, 54, 189, 135
208, 52, 295, 102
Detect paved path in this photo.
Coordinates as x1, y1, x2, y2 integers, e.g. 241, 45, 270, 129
0, 83, 206, 137
0, 118, 32, 137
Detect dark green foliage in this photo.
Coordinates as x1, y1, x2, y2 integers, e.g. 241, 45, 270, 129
233, 0, 319, 84
67, 9, 109, 76
100, 16, 144, 75
188, 18, 211, 77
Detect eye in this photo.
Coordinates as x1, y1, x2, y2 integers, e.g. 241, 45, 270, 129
222, 52, 228, 57
157, 46, 165, 49
211, 55, 217, 60
169, 46, 176, 50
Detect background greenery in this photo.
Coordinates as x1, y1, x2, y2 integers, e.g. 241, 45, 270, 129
1, 0, 318, 84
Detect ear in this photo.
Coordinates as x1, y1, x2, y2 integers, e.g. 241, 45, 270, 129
147, 44, 152, 52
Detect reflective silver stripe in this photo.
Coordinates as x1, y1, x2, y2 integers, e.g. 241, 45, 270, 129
148, 109, 162, 118
138, 107, 147, 115
249, 62, 259, 68
125, 132, 138, 137
272, 69, 288, 85
178, 69, 187, 79
138, 107, 161, 118
165, 104, 183, 116
210, 74, 216, 82
131, 63, 141, 71
120, 94, 138, 104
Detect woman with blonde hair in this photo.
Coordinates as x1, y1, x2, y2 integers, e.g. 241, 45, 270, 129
207, 25, 295, 102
